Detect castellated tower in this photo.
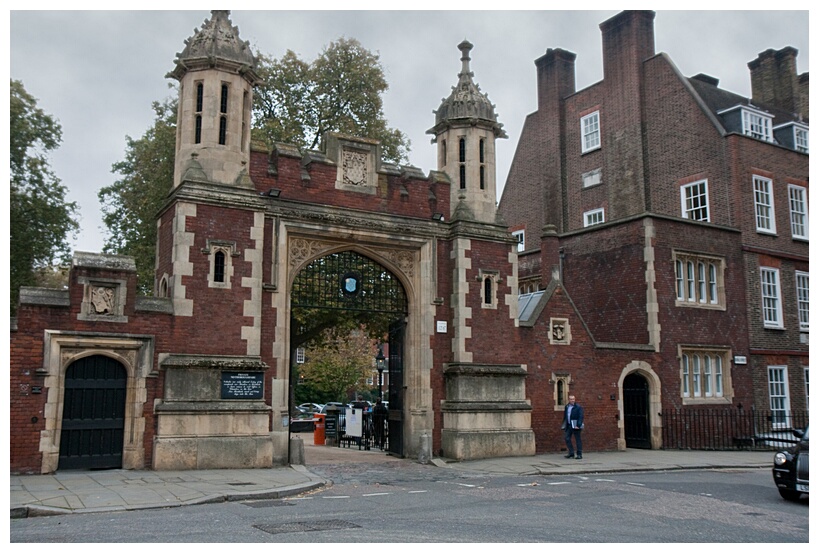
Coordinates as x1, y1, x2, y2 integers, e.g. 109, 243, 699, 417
168, 10, 260, 189
428, 40, 507, 224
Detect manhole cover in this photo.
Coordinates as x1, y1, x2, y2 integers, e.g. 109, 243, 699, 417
254, 519, 361, 535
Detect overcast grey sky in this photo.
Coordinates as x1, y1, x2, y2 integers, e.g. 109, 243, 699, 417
8, 5, 811, 254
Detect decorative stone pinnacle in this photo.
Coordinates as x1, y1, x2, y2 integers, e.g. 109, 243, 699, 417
459, 39, 473, 76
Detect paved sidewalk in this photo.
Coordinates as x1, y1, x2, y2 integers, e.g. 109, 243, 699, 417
10, 444, 773, 518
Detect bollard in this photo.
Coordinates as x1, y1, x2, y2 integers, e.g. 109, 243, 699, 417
289, 435, 305, 465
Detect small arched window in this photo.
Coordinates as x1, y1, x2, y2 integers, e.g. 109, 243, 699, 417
459, 137, 466, 162
557, 380, 565, 406
484, 276, 493, 305
479, 138, 485, 163
220, 83, 229, 114
219, 116, 227, 145
195, 82, 204, 112
441, 140, 447, 166
480, 166, 485, 190
214, 251, 226, 283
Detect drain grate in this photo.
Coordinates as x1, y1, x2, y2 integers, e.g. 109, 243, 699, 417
243, 499, 296, 508
254, 519, 361, 535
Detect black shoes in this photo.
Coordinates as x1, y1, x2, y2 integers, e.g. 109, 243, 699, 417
564, 454, 574, 458
576, 455, 583, 460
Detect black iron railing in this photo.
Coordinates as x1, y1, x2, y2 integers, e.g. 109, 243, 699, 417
330, 410, 389, 451
661, 408, 808, 450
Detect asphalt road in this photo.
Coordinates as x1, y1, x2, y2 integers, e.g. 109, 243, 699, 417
10, 462, 808, 543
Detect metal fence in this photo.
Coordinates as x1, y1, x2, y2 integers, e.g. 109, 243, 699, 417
331, 410, 389, 452
661, 408, 809, 450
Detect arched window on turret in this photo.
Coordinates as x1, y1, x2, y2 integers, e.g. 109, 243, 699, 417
479, 139, 486, 189
242, 90, 249, 153
459, 137, 466, 189
441, 140, 447, 166
483, 276, 493, 305
219, 83, 229, 146
214, 251, 226, 283
195, 82, 204, 144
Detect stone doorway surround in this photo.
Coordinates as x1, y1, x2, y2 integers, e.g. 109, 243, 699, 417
616, 361, 662, 450
39, 331, 155, 473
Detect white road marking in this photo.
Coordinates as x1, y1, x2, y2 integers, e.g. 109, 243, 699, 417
324, 495, 351, 499
595, 479, 616, 482
408, 490, 428, 494
547, 482, 573, 486
362, 492, 391, 497
626, 482, 645, 487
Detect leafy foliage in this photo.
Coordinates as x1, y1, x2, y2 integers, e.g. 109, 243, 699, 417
253, 37, 410, 163
98, 97, 177, 294
10, 79, 78, 313
297, 325, 377, 403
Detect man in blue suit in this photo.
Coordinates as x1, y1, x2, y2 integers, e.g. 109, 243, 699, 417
562, 395, 584, 459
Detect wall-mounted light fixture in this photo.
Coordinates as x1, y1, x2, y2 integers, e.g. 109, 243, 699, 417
266, 188, 282, 198
432, 213, 445, 222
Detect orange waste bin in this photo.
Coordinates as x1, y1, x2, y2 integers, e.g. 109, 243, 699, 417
313, 414, 326, 445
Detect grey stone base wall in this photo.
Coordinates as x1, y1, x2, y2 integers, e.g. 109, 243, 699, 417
153, 435, 274, 470
441, 429, 536, 460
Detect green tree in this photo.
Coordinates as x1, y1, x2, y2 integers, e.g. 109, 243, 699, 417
298, 325, 376, 403
98, 97, 177, 294
253, 37, 410, 163
10, 79, 79, 313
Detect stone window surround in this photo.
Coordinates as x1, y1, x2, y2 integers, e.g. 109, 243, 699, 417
202, 239, 240, 289
550, 372, 571, 411
677, 345, 733, 405
672, 251, 726, 310
477, 268, 500, 309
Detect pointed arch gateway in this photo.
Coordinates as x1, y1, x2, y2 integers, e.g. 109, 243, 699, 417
290, 250, 409, 456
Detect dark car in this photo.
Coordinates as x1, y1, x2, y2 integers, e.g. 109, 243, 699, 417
772, 425, 809, 501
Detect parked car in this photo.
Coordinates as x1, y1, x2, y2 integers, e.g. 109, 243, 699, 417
772, 425, 809, 501
298, 403, 323, 413
319, 402, 346, 413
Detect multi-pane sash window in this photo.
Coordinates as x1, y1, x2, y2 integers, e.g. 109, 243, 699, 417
742, 108, 773, 142
296, 347, 305, 364
583, 208, 605, 227
681, 349, 727, 400
753, 176, 776, 234
760, 267, 783, 328
795, 271, 809, 331
581, 111, 600, 153
681, 180, 709, 221
767, 366, 790, 428
674, 253, 723, 307
788, 184, 808, 239
794, 126, 809, 153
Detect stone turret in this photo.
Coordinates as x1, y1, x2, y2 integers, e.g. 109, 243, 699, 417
168, 10, 260, 189
428, 40, 507, 224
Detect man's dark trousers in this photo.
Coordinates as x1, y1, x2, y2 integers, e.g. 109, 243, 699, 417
564, 427, 582, 457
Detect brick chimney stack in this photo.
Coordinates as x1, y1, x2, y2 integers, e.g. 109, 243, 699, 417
600, 10, 656, 84
535, 48, 576, 111
749, 47, 809, 119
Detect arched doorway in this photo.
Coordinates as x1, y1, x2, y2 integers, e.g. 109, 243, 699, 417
623, 372, 651, 449
290, 250, 409, 456
59, 355, 127, 469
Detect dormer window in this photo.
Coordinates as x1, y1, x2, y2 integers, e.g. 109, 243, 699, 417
774, 121, 809, 154
742, 108, 773, 142
718, 105, 774, 143
794, 126, 809, 153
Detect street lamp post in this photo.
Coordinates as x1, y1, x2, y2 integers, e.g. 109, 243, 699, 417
375, 344, 386, 401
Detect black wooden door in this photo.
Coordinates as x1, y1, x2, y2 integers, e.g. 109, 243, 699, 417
59, 355, 127, 470
623, 373, 651, 449
387, 319, 405, 457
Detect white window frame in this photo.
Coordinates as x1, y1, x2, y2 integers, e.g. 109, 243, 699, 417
583, 208, 605, 227
581, 111, 601, 153
680, 348, 730, 403
296, 347, 305, 364
512, 230, 525, 252
788, 184, 808, 240
752, 175, 776, 234
680, 179, 710, 222
760, 267, 784, 328
795, 271, 809, 332
767, 366, 791, 428
794, 125, 809, 153
673, 252, 724, 308
741, 106, 773, 142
